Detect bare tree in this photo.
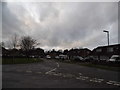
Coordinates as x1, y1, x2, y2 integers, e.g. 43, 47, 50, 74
7, 34, 19, 61
19, 36, 39, 58
0, 42, 5, 48
7, 34, 18, 49
0, 42, 4, 56
20, 36, 39, 51
11, 33, 18, 49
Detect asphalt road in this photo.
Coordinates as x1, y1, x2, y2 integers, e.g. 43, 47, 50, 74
2, 59, 120, 88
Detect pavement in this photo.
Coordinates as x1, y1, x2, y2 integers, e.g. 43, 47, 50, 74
2, 59, 120, 88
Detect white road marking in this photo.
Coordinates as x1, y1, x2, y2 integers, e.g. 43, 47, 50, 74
91, 78, 103, 83
76, 74, 89, 80
76, 76, 85, 80
106, 81, 116, 85
45, 69, 119, 87
63, 75, 67, 77
81, 78, 86, 80
53, 73, 62, 76
94, 80, 99, 82
96, 79, 104, 83
36, 72, 41, 74
45, 62, 59, 75
28, 61, 119, 87
46, 72, 55, 75
63, 74, 75, 78
106, 81, 120, 86
90, 78, 99, 82
114, 83, 120, 86
106, 82, 114, 85
79, 73, 82, 75
45, 68, 56, 74
76, 77, 82, 80
98, 79, 104, 81
56, 62, 59, 68
81, 76, 89, 79
90, 79, 94, 82
24, 69, 120, 87
26, 70, 32, 73
82, 76, 89, 80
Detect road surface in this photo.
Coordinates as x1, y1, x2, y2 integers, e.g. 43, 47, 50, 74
2, 59, 120, 88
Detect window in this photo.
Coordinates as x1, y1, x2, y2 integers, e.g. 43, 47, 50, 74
107, 47, 113, 52
96, 49, 102, 52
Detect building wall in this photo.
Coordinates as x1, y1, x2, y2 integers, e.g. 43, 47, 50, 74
91, 44, 120, 60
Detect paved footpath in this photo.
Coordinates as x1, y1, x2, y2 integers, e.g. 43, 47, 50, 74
2, 59, 120, 88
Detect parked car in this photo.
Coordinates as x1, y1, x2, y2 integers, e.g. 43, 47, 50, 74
83, 56, 94, 62
73, 56, 84, 62
46, 55, 51, 59
107, 55, 120, 62
55, 56, 60, 59
59, 54, 68, 60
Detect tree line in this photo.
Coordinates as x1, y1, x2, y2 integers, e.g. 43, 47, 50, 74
1, 35, 44, 59
1, 34, 91, 60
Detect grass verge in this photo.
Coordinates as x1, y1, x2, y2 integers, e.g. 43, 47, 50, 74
2, 58, 43, 64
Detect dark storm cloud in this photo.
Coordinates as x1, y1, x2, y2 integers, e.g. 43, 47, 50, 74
2, 2, 118, 50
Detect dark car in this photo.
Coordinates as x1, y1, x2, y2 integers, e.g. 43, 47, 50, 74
73, 56, 84, 62
83, 56, 93, 62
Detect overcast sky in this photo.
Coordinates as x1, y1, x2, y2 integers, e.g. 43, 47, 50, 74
1, 1, 119, 50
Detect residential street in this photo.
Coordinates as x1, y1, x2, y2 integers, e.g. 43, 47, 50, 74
2, 59, 120, 88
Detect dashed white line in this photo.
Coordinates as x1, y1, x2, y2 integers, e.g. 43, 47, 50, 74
96, 79, 104, 83
106, 81, 115, 85
76, 76, 88, 80
114, 83, 120, 86
106, 81, 120, 86
89, 78, 104, 83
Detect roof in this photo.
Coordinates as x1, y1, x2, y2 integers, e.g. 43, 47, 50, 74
93, 44, 120, 51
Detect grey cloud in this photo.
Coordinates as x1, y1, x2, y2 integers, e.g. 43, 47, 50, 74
2, 2, 118, 50
0, 2, 2, 40
2, 2, 26, 41
38, 3, 59, 22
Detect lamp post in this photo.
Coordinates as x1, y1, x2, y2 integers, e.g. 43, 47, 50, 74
103, 30, 109, 46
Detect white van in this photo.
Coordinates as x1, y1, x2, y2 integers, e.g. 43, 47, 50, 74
108, 55, 120, 62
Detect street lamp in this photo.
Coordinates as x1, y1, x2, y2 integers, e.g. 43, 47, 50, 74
103, 30, 109, 46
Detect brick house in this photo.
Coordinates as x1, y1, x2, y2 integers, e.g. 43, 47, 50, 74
68, 48, 91, 59
90, 44, 120, 61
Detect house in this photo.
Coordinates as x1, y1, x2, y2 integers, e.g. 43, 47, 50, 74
90, 44, 120, 61
67, 48, 91, 59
